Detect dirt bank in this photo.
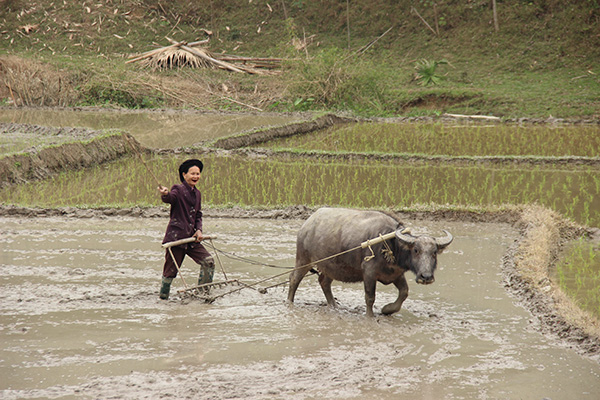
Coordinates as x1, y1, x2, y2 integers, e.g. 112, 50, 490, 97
502, 206, 600, 359
211, 113, 357, 149
0, 123, 144, 187
0, 203, 523, 224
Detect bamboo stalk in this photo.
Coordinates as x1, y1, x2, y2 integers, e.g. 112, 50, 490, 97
492, 0, 499, 32
168, 247, 189, 289
352, 26, 394, 58
217, 57, 284, 62
360, 232, 396, 249
205, 86, 263, 111
443, 113, 501, 121
124, 134, 162, 187
411, 7, 438, 36
126, 39, 209, 64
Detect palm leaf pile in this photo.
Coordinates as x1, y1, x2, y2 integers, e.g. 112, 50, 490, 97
127, 37, 282, 75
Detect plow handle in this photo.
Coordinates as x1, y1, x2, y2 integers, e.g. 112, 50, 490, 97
162, 235, 217, 249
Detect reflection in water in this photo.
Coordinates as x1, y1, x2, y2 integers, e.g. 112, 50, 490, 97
0, 217, 599, 399
0, 108, 304, 149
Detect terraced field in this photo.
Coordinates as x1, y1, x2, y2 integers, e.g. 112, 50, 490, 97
1, 114, 599, 399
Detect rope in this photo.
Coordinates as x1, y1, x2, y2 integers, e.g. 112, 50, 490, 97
203, 241, 294, 270
209, 238, 228, 280
208, 244, 364, 302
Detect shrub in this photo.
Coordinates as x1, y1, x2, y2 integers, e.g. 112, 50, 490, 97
286, 48, 388, 115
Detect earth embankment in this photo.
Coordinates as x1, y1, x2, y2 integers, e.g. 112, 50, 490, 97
0, 123, 143, 187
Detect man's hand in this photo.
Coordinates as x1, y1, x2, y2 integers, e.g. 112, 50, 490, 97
158, 186, 169, 196
194, 230, 204, 242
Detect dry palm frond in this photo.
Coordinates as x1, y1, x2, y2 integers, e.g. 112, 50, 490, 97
129, 38, 280, 75
140, 47, 213, 70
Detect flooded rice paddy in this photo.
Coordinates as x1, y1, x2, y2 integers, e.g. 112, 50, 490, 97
1, 109, 599, 398
2, 154, 598, 227
554, 238, 600, 317
0, 108, 303, 151
2, 216, 600, 399
261, 122, 600, 157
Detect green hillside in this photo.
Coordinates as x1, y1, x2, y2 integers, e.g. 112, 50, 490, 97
0, 0, 599, 118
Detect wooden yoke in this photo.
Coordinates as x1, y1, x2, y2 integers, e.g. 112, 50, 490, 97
360, 232, 396, 249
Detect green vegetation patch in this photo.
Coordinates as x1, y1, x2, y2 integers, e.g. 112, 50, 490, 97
258, 122, 600, 158
1, 154, 598, 227
555, 238, 600, 319
1, 1, 599, 116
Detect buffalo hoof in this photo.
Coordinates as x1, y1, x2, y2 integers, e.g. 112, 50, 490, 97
381, 303, 401, 315
416, 277, 435, 285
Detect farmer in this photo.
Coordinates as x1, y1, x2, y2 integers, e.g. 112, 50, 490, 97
157, 159, 214, 300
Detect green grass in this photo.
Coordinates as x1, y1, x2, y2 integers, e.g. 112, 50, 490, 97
1, 0, 598, 117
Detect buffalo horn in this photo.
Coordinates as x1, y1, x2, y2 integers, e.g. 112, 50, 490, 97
395, 229, 417, 245
435, 230, 453, 248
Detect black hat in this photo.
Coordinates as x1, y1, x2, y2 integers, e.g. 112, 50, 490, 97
178, 159, 204, 182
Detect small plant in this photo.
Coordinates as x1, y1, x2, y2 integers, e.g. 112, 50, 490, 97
414, 59, 449, 86
293, 97, 315, 110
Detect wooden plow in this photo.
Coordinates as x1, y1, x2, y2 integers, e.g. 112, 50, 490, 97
161, 231, 401, 303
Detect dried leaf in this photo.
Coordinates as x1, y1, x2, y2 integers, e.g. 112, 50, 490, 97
20, 24, 39, 34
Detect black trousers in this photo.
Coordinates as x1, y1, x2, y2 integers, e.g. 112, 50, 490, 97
162, 243, 212, 279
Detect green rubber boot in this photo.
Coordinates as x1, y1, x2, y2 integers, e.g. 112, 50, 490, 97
159, 277, 173, 300
198, 258, 215, 286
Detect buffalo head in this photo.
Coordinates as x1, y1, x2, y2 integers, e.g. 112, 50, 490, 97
395, 229, 453, 285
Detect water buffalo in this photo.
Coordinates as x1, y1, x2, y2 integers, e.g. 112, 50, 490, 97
287, 207, 453, 317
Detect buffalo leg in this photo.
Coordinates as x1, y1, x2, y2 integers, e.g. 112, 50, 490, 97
287, 261, 312, 303
381, 274, 409, 315
363, 275, 377, 318
318, 273, 336, 308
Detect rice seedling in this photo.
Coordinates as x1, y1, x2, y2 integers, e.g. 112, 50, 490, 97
1, 154, 598, 227
258, 122, 600, 158
555, 238, 600, 318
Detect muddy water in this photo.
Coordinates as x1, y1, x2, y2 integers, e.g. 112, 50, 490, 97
0, 109, 304, 149
1, 216, 599, 399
